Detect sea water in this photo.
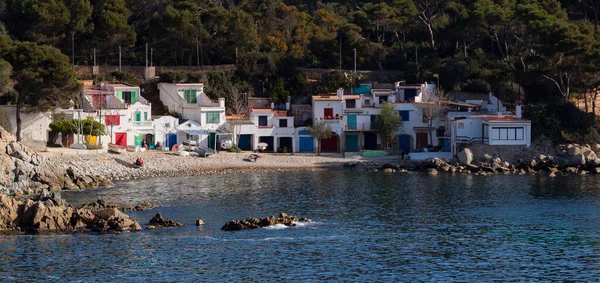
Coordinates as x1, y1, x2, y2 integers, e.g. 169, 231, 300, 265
1, 172, 600, 281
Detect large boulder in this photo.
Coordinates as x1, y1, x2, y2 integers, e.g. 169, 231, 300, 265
570, 153, 586, 166
567, 145, 581, 157
457, 148, 473, 165
18, 199, 76, 233
92, 208, 142, 232
0, 194, 21, 232
583, 151, 597, 163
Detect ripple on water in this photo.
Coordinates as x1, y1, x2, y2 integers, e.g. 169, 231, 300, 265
3, 172, 600, 281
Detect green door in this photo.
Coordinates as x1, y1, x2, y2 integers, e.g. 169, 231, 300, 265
135, 111, 141, 121
346, 135, 359, 151
135, 135, 143, 146
347, 114, 357, 130
208, 133, 217, 150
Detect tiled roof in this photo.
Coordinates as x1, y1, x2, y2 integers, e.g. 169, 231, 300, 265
251, 108, 273, 113
343, 95, 361, 99
312, 95, 342, 101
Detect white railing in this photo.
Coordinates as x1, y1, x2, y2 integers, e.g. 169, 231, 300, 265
130, 121, 154, 127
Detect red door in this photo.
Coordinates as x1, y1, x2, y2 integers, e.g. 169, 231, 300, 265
115, 132, 127, 146
320, 135, 338, 152
324, 108, 333, 119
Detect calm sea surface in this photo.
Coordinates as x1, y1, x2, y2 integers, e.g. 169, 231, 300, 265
1, 172, 600, 281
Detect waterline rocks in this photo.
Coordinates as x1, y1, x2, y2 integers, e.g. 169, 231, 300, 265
222, 212, 311, 231
0, 127, 113, 195
0, 194, 141, 234
80, 199, 159, 212
146, 213, 185, 229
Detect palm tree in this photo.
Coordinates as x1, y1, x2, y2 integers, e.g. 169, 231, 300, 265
307, 121, 333, 155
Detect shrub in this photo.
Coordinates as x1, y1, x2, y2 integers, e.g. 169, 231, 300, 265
227, 145, 241, 153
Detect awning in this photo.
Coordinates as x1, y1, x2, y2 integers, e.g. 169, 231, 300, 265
182, 129, 206, 135
130, 129, 154, 135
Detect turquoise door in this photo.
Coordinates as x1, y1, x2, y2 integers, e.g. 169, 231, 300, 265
347, 114, 357, 130
346, 135, 359, 151
135, 112, 141, 121
208, 133, 217, 150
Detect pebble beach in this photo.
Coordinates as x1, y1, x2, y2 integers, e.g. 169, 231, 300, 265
40, 149, 374, 182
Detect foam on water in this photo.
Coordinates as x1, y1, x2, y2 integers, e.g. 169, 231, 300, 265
263, 224, 289, 230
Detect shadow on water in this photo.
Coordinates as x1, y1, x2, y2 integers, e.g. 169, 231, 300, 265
530, 175, 600, 197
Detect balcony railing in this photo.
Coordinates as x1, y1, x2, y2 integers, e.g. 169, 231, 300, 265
345, 123, 371, 131
130, 120, 154, 127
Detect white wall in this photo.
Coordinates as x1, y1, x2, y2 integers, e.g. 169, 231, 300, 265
158, 83, 183, 113
312, 100, 344, 120
453, 117, 484, 141
0, 106, 51, 142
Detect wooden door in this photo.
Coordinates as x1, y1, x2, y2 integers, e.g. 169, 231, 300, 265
416, 133, 428, 150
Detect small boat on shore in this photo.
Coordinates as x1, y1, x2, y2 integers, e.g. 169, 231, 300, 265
108, 143, 126, 154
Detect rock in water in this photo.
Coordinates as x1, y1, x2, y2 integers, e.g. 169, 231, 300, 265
92, 208, 142, 232
196, 219, 205, 226
222, 212, 311, 231
146, 213, 185, 229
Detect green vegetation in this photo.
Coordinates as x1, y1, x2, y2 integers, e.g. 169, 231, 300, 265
49, 119, 106, 136
227, 145, 242, 153
2, 1, 600, 144
372, 102, 403, 148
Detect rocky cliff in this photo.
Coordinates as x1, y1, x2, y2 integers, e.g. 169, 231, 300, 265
0, 127, 113, 195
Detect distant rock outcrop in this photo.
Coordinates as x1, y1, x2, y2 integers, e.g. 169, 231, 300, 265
80, 199, 158, 212
146, 213, 185, 229
0, 194, 141, 234
222, 212, 311, 231
0, 126, 113, 195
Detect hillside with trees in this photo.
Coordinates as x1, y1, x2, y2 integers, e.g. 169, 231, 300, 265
1, 0, 600, 143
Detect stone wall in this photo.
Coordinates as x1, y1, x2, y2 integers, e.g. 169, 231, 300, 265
459, 143, 531, 162
74, 65, 236, 78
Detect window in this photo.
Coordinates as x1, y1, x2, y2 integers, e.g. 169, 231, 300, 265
143, 112, 148, 121
458, 122, 464, 129
258, 116, 268, 126
184, 89, 197, 104
279, 119, 288, 127
123, 91, 132, 104
346, 99, 356, 109
398, 110, 410, 121
491, 127, 525, 140
324, 108, 333, 118
207, 112, 220, 123
105, 115, 120, 126
378, 96, 388, 104
436, 127, 445, 137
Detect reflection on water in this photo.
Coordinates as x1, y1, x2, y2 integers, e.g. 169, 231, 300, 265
0, 172, 600, 281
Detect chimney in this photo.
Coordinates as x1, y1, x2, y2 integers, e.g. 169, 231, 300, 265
516, 101, 522, 119
497, 112, 502, 118
218, 97, 225, 108
286, 96, 291, 110
270, 102, 275, 109
394, 81, 400, 88
337, 88, 344, 100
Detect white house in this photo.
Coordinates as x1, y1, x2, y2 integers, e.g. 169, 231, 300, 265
0, 105, 52, 143
153, 115, 179, 149
449, 104, 531, 154
81, 81, 153, 147
159, 83, 229, 150
311, 82, 443, 153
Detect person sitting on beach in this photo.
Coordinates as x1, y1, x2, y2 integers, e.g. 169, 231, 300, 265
248, 154, 260, 162
155, 141, 161, 150
142, 140, 149, 150
135, 157, 144, 167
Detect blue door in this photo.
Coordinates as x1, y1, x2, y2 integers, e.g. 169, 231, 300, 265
399, 134, 411, 151
166, 134, 177, 150
346, 135, 359, 151
347, 115, 357, 130
238, 135, 252, 150
299, 137, 314, 152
